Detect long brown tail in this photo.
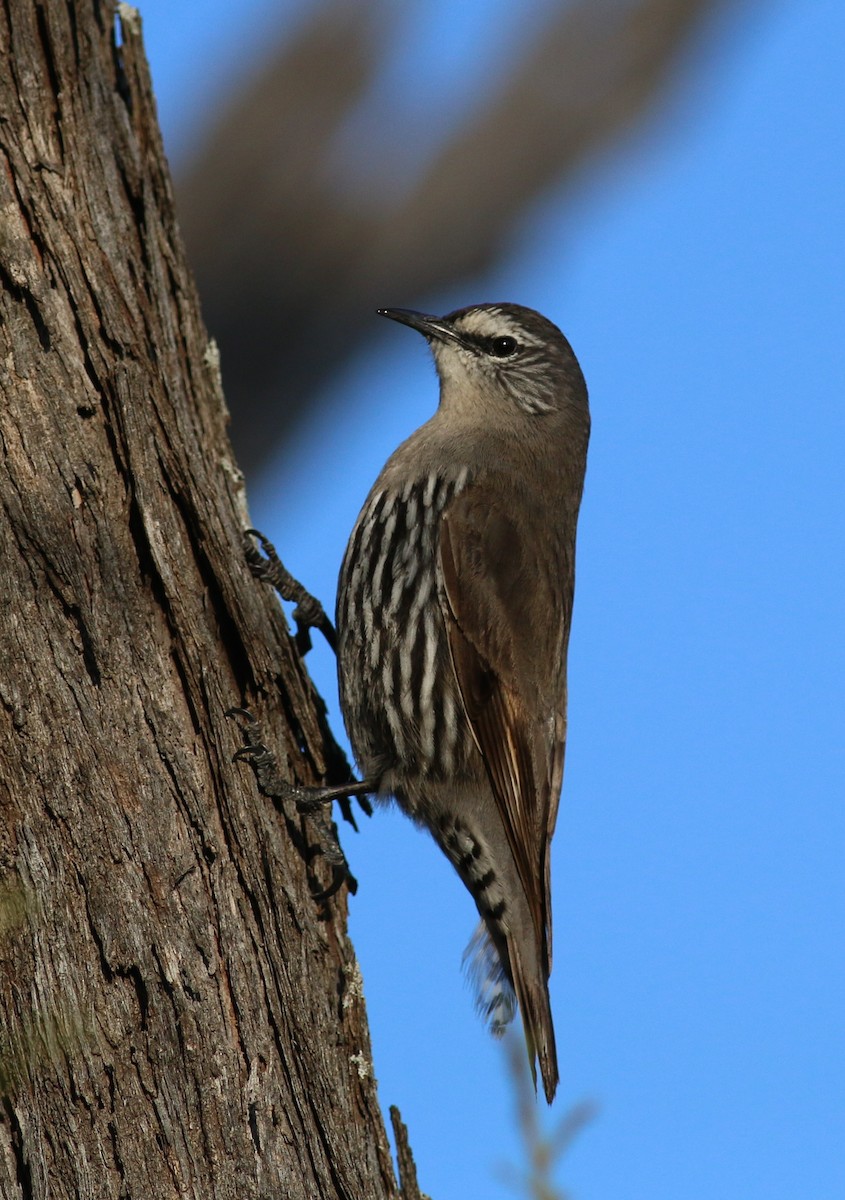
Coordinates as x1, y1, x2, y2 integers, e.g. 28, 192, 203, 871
464, 920, 558, 1102
510, 941, 559, 1103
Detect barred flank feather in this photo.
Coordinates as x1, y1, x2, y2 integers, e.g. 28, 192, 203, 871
337, 468, 471, 780
463, 921, 516, 1036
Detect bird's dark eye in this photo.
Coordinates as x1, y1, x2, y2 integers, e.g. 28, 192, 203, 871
489, 335, 519, 358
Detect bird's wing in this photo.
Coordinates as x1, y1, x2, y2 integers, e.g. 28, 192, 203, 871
438, 484, 570, 969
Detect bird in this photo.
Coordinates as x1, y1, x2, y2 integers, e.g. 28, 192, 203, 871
335, 303, 590, 1103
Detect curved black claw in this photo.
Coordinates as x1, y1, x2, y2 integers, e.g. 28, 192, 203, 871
227, 708, 288, 796
226, 705, 259, 733
226, 707, 265, 753
314, 863, 358, 901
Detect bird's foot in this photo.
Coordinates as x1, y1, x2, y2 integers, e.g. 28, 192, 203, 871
243, 528, 337, 655
227, 707, 375, 899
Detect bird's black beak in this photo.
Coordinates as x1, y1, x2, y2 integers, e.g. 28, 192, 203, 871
377, 308, 472, 351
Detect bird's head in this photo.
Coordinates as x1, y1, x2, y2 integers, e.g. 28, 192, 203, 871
378, 303, 589, 430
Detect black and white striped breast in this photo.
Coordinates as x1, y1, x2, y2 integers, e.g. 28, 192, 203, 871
337, 467, 471, 780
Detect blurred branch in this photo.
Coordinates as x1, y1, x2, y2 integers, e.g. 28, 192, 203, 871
497, 1033, 596, 1200
175, 0, 741, 475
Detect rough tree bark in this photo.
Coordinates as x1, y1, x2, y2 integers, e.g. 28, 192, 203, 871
0, 4, 410, 1197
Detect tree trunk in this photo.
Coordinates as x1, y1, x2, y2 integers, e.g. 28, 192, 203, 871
0, 4, 406, 1196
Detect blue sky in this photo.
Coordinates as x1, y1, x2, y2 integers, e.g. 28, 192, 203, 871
141, 2, 844, 1196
